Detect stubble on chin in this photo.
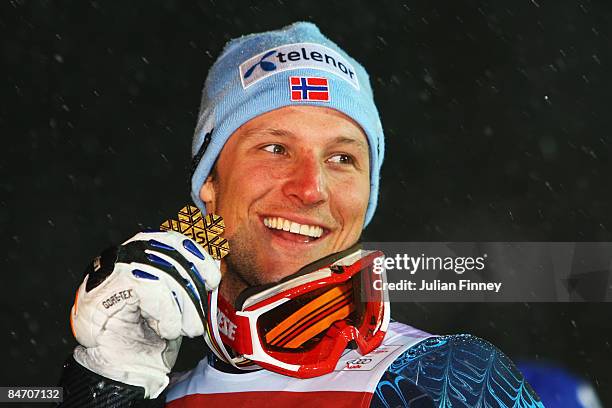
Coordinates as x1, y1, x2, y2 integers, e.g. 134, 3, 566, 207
217, 224, 327, 305
218, 225, 268, 305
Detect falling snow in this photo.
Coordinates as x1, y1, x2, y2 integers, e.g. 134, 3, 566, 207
2, 1, 611, 405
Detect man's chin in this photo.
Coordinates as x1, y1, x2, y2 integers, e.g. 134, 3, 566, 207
257, 266, 306, 284
257, 253, 329, 284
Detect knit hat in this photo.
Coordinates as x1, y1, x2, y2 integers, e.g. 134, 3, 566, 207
190, 22, 385, 226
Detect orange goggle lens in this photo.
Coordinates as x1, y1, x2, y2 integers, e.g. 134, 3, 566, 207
257, 275, 375, 352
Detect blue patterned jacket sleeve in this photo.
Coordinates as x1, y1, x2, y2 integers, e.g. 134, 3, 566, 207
370, 334, 544, 408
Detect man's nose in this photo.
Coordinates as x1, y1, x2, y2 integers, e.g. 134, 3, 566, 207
282, 156, 329, 206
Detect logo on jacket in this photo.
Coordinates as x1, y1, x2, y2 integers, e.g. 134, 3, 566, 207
345, 358, 373, 370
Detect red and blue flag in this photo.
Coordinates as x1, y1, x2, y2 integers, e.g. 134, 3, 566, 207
289, 76, 330, 102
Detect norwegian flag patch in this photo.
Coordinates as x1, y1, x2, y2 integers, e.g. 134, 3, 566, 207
290, 76, 330, 102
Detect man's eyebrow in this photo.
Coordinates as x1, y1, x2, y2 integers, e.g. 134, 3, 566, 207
331, 136, 369, 152
242, 128, 368, 151
242, 127, 295, 139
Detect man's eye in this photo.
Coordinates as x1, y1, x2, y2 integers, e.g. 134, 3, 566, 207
262, 144, 286, 155
328, 154, 354, 165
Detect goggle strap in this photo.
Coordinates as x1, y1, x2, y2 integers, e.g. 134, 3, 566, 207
204, 289, 228, 363
207, 288, 240, 367
210, 289, 257, 363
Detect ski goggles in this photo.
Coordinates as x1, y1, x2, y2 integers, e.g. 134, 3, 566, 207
205, 245, 390, 378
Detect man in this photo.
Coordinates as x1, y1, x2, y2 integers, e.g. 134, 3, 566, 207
59, 22, 544, 407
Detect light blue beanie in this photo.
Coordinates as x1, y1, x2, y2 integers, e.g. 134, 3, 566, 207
190, 22, 385, 227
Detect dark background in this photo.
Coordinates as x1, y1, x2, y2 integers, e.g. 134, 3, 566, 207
2, 0, 612, 405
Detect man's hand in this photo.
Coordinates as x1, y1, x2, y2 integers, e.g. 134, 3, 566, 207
70, 230, 221, 398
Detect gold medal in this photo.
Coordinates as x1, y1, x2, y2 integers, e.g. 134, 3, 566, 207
160, 205, 229, 260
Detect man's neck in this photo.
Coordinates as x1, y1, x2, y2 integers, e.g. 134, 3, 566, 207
218, 263, 249, 307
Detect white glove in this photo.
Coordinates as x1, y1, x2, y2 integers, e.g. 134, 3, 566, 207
70, 230, 221, 398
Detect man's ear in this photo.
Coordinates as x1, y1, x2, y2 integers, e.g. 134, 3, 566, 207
199, 175, 217, 214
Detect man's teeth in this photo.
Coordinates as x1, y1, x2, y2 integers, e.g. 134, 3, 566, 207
263, 217, 323, 238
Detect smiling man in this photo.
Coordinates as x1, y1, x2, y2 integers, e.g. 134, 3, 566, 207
200, 105, 371, 301
59, 23, 544, 408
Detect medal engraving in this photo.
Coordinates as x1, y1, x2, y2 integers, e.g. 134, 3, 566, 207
160, 205, 229, 260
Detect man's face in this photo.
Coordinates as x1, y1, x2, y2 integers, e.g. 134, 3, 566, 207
200, 106, 370, 299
